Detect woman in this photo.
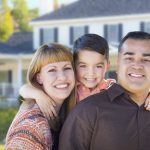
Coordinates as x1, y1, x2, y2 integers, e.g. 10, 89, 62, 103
5, 43, 76, 150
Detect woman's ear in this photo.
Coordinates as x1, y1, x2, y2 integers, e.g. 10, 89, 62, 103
36, 73, 43, 85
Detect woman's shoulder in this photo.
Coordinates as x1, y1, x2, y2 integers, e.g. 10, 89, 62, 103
5, 103, 52, 150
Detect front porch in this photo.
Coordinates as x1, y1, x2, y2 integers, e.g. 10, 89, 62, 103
0, 54, 33, 107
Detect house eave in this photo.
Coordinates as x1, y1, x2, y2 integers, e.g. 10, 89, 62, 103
30, 13, 150, 26
0, 54, 33, 59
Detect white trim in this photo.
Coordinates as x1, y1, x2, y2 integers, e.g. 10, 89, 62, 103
17, 58, 23, 88
0, 54, 33, 59
30, 13, 150, 26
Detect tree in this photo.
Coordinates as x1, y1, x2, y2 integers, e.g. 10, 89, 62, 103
11, 0, 31, 31
0, 0, 14, 42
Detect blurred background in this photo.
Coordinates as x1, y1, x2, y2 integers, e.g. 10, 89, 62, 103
0, 0, 150, 148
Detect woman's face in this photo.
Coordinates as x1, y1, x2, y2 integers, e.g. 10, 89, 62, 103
37, 61, 75, 104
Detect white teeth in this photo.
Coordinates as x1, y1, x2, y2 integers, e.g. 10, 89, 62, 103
86, 78, 95, 81
55, 84, 68, 88
130, 73, 143, 77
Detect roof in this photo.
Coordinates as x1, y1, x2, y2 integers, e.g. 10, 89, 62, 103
0, 42, 17, 54
33, 0, 150, 22
0, 32, 34, 54
7, 32, 34, 54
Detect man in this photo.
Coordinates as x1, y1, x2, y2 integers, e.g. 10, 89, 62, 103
58, 31, 150, 150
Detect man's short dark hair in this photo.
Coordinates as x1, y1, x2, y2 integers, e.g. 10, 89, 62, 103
118, 31, 150, 52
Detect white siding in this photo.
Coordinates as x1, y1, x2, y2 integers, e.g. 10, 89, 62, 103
89, 24, 104, 37
33, 27, 40, 49
59, 26, 69, 45
123, 22, 140, 37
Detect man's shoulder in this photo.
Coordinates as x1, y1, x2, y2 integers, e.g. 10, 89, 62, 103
77, 83, 124, 108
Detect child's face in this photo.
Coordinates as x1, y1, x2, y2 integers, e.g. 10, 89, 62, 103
75, 50, 109, 89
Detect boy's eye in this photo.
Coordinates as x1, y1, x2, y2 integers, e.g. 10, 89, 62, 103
96, 65, 103, 68
79, 65, 86, 68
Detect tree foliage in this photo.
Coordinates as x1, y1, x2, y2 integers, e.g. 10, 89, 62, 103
0, 0, 14, 42
11, 0, 31, 31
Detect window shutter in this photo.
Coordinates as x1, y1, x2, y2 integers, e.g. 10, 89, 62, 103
85, 26, 89, 34
54, 27, 58, 42
140, 22, 144, 31
118, 23, 122, 41
70, 27, 73, 45
40, 28, 44, 45
104, 25, 108, 40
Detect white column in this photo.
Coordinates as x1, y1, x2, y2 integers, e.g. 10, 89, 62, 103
17, 57, 23, 88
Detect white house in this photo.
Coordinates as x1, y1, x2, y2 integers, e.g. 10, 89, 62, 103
30, 0, 150, 78
1, 0, 150, 101
0, 32, 33, 102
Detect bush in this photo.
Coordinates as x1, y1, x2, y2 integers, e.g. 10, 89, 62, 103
0, 144, 4, 150
0, 107, 18, 142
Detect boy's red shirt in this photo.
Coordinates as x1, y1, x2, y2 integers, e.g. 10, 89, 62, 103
77, 79, 116, 102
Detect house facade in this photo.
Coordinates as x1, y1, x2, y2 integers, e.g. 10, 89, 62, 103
0, 32, 33, 102
1, 0, 150, 102
30, 0, 150, 78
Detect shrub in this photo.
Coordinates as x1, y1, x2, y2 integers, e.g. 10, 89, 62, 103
0, 107, 18, 142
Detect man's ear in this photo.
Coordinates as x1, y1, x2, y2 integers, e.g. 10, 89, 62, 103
36, 73, 43, 84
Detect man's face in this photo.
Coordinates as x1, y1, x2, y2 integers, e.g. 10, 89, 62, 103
117, 39, 150, 94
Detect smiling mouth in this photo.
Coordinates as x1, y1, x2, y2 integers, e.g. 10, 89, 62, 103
85, 78, 96, 81
55, 84, 69, 89
128, 73, 144, 78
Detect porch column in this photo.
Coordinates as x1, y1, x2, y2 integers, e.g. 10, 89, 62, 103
17, 57, 23, 88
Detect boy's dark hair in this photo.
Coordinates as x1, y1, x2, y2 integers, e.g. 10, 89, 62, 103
73, 34, 109, 61
119, 31, 150, 52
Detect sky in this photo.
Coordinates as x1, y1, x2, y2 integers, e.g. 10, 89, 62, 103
27, 0, 77, 9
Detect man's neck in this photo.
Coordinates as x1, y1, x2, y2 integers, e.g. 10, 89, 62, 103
128, 91, 149, 106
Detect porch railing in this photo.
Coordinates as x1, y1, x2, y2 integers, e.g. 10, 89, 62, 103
0, 83, 19, 108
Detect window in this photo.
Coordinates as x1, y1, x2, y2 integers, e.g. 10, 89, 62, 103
104, 24, 122, 46
22, 70, 27, 84
141, 22, 150, 33
40, 28, 58, 44
70, 26, 88, 45
0, 71, 9, 83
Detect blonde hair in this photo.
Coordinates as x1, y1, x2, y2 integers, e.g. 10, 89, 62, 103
27, 43, 76, 123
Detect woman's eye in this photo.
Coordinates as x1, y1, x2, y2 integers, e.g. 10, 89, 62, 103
64, 67, 72, 70
48, 69, 56, 72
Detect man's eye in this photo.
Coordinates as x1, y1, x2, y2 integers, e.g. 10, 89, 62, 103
143, 59, 150, 62
125, 57, 133, 61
